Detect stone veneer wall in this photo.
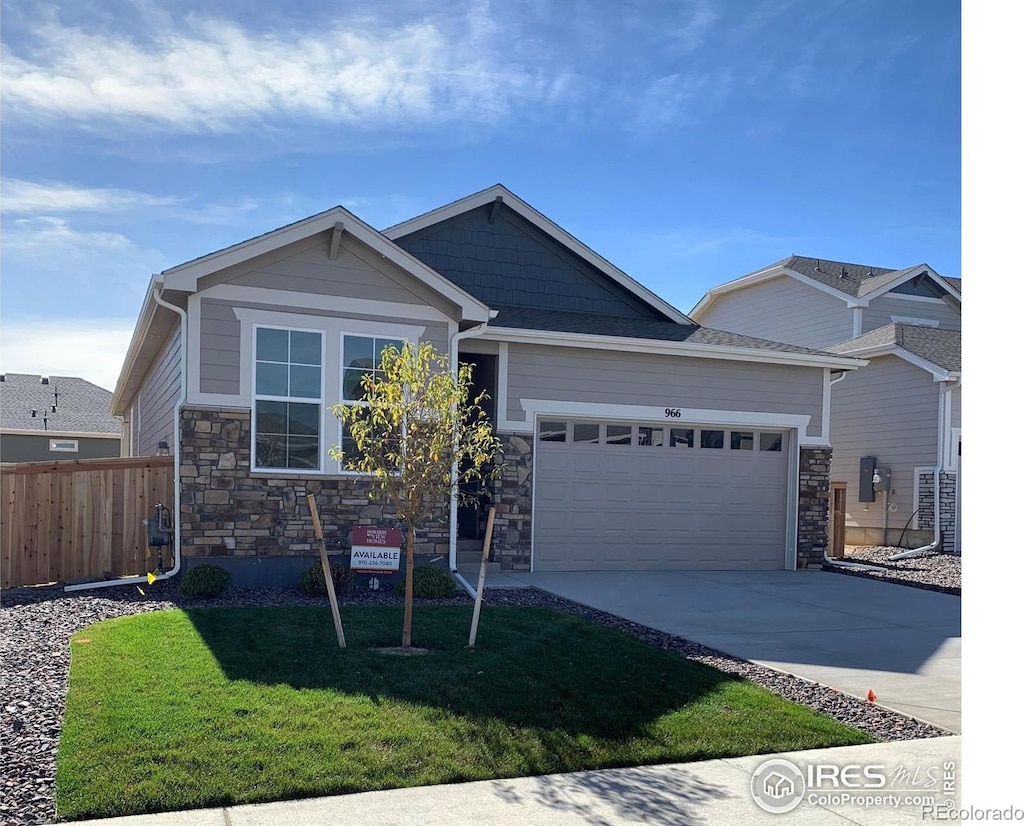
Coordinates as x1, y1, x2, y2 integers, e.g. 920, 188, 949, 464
488, 433, 533, 570
179, 407, 446, 559
917, 471, 958, 553
797, 446, 833, 568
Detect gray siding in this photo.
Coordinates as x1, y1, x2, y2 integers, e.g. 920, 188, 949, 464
223, 234, 434, 305
951, 384, 961, 430
135, 323, 182, 456
0, 434, 121, 463
830, 355, 938, 531
506, 343, 824, 436
699, 278, 852, 349
201, 299, 241, 394
393, 205, 666, 318
862, 294, 961, 333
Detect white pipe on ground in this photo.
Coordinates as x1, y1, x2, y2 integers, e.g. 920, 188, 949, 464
888, 380, 952, 562
65, 281, 187, 592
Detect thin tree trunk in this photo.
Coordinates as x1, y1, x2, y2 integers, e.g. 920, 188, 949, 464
402, 523, 416, 647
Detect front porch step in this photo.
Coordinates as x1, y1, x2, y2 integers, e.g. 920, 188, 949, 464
456, 538, 483, 553
454, 559, 504, 579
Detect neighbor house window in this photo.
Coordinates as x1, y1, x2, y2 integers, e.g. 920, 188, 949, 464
253, 326, 323, 471
339, 335, 404, 461
49, 439, 79, 453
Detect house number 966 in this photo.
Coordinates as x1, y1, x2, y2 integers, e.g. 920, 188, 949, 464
664, 408, 682, 418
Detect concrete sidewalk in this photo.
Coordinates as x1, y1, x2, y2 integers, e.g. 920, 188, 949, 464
71, 737, 961, 826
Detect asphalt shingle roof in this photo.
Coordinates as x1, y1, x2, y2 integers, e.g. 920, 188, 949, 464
751, 255, 960, 300
828, 324, 961, 372
489, 306, 846, 357
0, 373, 120, 434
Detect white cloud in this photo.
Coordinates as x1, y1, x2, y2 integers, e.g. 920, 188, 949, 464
1, 11, 568, 133
3, 216, 135, 251
1, 178, 179, 214
0, 317, 135, 392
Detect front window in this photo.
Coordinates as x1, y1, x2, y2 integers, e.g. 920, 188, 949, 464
253, 327, 323, 470
339, 335, 404, 463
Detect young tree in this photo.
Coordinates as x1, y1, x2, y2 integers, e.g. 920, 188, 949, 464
331, 341, 502, 648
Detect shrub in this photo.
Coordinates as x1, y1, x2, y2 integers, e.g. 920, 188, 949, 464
298, 560, 352, 596
178, 564, 231, 598
394, 564, 458, 599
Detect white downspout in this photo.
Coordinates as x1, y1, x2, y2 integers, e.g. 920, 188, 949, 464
447, 313, 497, 598
65, 281, 187, 592
888, 379, 951, 561
822, 369, 887, 572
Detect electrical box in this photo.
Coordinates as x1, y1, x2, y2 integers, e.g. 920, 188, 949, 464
859, 457, 877, 502
874, 465, 891, 492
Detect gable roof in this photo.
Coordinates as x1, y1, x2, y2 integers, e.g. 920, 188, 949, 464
691, 254, 961, 320
827, 324, 961, 376
384, 184, 694, 325
0, 373, 121, 435
160, 205, 491, 323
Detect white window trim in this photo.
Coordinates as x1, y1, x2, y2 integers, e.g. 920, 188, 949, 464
251, 324, 327, 475
890, 315, 941, 327
50, 438, 79, 453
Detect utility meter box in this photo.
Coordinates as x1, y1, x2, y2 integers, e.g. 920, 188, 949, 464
859, 457, 877, 502
874, 465, 892, 492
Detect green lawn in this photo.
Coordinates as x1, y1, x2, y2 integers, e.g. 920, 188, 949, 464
56, 606, 871, 820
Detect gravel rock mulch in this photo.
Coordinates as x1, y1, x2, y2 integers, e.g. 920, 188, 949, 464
824, 547, 961, 595
1, 581, 951, 826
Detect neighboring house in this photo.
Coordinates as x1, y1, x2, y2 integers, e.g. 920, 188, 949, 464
690, 256, 962, 552
0, 373, 122, 462
112, 186, 864, 587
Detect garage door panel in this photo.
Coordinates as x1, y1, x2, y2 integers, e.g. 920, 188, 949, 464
534, 420, 789, 571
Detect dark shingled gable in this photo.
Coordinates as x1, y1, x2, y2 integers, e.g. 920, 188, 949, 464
0, 373, 120, 433
391, 205, 669, 319
756, 255, 960, 300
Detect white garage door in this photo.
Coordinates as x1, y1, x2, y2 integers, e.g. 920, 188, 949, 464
533, 420, 790, 571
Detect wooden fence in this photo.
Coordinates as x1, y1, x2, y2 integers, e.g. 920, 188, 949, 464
1, 456, 175, 589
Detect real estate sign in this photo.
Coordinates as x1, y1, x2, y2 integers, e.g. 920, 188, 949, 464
350, 527, 402, 572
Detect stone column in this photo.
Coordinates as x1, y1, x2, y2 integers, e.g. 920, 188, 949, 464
797, 446, 832, 568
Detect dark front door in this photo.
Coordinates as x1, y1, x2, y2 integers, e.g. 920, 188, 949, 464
457, 352, 498, 540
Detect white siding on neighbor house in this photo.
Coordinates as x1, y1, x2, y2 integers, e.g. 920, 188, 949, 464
862, 294, 961, 333
830, 355, 939, 531
133, 323, 182, 456
505, 343, 824, 437
698, 277, 852, 349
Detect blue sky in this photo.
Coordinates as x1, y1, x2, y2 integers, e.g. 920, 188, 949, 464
1, 0, 960, 391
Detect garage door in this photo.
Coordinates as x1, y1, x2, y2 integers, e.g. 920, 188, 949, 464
533, 419, 790, 571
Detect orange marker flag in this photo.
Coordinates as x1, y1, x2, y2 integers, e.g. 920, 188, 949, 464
867, 689, 877, 703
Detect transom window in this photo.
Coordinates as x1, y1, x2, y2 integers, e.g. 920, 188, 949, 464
253, 326, 323, 471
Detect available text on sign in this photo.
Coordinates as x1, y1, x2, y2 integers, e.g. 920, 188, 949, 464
350, 527, 402, 572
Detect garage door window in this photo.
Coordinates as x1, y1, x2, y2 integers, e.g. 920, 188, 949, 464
606, 424, 632, 446
760, 432, 783, 452
670, 428, 694, 448
639, 426, 665, 447
573, 423, 601, 444
539, 420, 568, 442
730, 431, 754, 450
700, 429, 725, 449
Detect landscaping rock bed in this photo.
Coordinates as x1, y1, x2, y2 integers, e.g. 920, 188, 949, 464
1, 581, 950, 825
824, 547, 961, 595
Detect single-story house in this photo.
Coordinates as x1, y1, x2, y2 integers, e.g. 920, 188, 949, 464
0, 373, 122, 463
112, 186, 865, 587
690, 256, 961, 552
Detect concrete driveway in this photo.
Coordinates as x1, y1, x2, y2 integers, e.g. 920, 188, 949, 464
503, 570, 961, 733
